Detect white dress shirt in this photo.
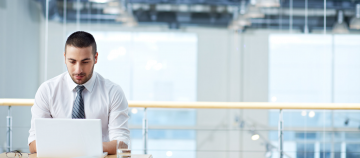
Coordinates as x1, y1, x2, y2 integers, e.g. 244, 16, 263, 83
28, 71, 130, 144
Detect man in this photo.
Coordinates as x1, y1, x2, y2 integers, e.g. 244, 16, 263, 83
28, 31, 130, 154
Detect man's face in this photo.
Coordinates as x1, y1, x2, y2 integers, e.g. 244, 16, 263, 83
64, 45, 98, 85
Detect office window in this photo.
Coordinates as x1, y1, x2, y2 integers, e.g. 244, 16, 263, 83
334, 35, 360, 103
319, 143, 341, 158
269, 34, 332, 103
346, 144, 360, 158
269, 34, 360, 127
269, 34, 360, 158
296, 143, 315, 158
93, 32, 197, 158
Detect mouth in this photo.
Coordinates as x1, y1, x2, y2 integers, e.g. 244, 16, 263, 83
75, 75, 84, 80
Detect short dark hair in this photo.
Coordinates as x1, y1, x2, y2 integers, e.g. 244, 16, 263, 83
65, 31, 97, 56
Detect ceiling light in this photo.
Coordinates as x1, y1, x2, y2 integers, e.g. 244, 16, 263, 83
131, 108, 138, 114
228, 22, 243, 31
333, 10, 349, 34
245, 5, 265, 18
178, 5, 190, 12
103, 2, 126, 15
228, 20, 243, 30
116, 2, 138, 27
108, 1, 119, 7
124, 19, 138, 27
271, 97, 277, 102
333, 23, 349, 34
166, 151, 173, 157
228, 9, 241, 30
115, 13, 133, 22
245, 0, 265, 18
308, 111, 315, 118
191, 5, 210, 12
251, 134, 260, 140
89, 0, 114, 3
256, 0, 280, 8
235, 15, 251, 26
236, 1, 251, 26
117, 14, 138, 27
301, 110, 307, 116
228, 1, 251, 30
350, 4, 360, 29
103, 6, 126, 14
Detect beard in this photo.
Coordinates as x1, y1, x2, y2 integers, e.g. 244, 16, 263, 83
68, 64, 95, 85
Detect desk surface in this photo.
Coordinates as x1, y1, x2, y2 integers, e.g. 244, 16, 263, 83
0, 153, 152, 158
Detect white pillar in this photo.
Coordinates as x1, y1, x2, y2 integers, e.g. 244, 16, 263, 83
314, 142, 320, 158
341, 142, 346, 158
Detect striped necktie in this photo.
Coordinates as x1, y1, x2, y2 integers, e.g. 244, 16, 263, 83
72, 85, 86, 119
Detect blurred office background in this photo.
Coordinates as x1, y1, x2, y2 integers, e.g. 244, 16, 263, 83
1, 0, 360, 158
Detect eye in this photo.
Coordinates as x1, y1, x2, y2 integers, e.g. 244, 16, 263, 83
83, 62, 89, 63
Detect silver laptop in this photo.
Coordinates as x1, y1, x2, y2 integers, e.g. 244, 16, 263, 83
35, 119, 107, 158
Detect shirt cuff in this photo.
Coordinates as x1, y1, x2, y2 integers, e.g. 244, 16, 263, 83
28, 134, 36, 145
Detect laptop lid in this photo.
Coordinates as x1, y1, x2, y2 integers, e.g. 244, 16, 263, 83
35, 119, 103, 158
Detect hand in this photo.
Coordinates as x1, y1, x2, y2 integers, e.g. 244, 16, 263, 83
102, 140, 117, 155
29, 140, 37, 153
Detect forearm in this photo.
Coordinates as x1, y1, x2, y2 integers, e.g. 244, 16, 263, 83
103, 140, 117, 155
29, 140, 37, 153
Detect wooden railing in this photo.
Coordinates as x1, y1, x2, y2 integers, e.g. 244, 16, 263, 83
1, 98, 360, 109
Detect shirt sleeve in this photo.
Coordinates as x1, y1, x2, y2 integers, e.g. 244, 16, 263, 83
108, 85, 131, 142
28, 83, 52, 145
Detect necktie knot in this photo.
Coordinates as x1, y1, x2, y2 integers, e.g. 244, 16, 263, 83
76, 85, 85, 93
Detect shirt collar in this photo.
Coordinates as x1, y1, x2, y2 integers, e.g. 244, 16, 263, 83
66, 72, 97, 93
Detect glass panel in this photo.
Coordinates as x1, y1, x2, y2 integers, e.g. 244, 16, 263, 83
130, 108, 196, 126
345, 132, 360, 141
319, 143, 331, 158
269, 34, 332, 103
93, 32, 197, 102
297, 143, 315, 158
92, 31, 198, 155
334, 143, 342, 158
296, 132, 317, 140
269, 110, 332, 127
319, 143, 341, 158
346, 144, 360, 158
334, 35, 360, 103
269, 34, 360, 158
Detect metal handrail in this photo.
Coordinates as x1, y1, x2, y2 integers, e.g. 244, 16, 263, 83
1, 98, 360, 109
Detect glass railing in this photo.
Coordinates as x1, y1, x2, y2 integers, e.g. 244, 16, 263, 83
1, 99, 360, 158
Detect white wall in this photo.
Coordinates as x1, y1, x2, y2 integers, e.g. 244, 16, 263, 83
241, 29, 271, 158
0, 0, 42, 153
0, 0, 41, 97
195, 28, 241, 158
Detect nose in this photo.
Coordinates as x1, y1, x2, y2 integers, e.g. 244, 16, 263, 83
74, 63, 83, 75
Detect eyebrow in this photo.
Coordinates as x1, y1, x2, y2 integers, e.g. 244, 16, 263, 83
67, 58, 91, 61
81, 58, 91, 61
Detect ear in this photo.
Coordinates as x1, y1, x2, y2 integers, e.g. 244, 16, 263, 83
94, 52, 98, 64
64, 52, 66, 63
